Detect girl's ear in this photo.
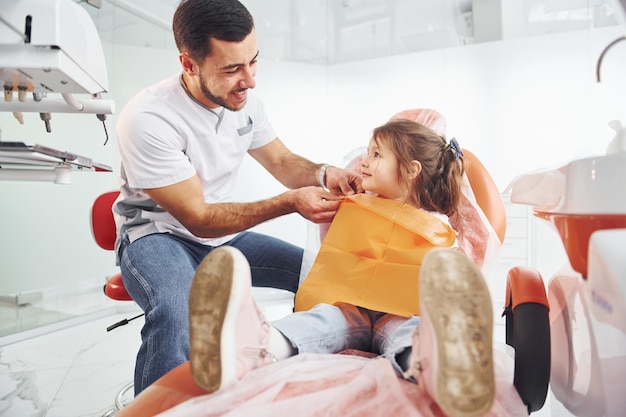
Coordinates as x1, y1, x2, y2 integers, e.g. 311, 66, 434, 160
407, 160, 422, 179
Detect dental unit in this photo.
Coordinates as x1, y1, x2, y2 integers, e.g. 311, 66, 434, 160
506, 34, 626, 415
0, 0, 114, 183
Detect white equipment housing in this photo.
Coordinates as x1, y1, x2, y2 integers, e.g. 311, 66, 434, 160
0, 0, 114, 114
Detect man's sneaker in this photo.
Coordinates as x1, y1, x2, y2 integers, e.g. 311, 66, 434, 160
189, 246, 277, 392
406, 248, 495, 417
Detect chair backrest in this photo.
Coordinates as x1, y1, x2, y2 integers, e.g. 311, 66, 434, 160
92, 191, 134, 301
91, 191, 120, 251
462, 149, 507, 243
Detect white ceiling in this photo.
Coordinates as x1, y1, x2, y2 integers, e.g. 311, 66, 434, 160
78, 0, 625, 64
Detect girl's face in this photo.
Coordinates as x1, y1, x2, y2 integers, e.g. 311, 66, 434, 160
361, 136, 406, 200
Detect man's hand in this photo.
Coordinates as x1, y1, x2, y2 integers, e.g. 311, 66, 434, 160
289, 186, 345, 224
324, 166, 364, 196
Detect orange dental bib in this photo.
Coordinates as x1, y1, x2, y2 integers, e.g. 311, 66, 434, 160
295, 194, 457, 317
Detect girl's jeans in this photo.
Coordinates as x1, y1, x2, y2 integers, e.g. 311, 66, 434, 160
272, 303, 419, 375
119, 231, 303, 395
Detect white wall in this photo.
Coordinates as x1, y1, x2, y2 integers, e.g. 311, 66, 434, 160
327, 27, 626, 191
1, 25, 625, 295
325, 26, 626, 279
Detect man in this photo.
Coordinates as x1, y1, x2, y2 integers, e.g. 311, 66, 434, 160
114, 0, 362, 395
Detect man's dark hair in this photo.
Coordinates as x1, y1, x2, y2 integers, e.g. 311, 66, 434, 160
173, 0, 254, 62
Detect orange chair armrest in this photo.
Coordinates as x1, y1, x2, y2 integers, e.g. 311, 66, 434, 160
505, 266, 549, 311
117, 362, 209, 417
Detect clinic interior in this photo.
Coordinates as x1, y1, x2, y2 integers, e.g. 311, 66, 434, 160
1, 0, 625, 372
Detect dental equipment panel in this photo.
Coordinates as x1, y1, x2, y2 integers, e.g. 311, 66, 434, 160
507, 122, 626, 417
0, 0, 114, 183
505, 3, 626, 409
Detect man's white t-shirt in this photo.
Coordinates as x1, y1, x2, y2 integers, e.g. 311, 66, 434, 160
113, 73, 276, 260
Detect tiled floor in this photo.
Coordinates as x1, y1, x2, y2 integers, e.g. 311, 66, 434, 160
0, 286, 296, 417
0, 285, 568, 417
0, 303, 141, 417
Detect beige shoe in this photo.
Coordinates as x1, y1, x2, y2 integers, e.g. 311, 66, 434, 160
189, 246, 276, 392
408, 248, 495, 417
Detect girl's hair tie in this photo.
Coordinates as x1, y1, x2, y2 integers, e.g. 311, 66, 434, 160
447, 137, 464, 159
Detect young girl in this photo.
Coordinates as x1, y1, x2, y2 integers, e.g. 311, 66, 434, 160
188, 119, 495, 417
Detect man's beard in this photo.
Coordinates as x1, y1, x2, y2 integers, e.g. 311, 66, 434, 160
199, 72, 244, 112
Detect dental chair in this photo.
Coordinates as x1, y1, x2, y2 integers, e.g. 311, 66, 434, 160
97, 141, 550, 417
91, 191, 141, 416
95, 110, 547, 416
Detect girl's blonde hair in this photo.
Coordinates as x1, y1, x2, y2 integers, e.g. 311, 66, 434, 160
371, 119, 465, 217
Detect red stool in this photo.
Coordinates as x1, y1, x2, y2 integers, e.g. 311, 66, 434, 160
92, 191, 141, 415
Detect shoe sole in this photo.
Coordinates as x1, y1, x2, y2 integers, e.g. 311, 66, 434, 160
189, 246, 247, 391
421, 248, 495, 417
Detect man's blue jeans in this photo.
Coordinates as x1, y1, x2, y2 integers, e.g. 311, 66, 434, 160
119, 231, 302, 395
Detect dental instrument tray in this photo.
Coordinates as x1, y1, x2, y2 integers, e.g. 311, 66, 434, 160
0, 141, 112, 172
